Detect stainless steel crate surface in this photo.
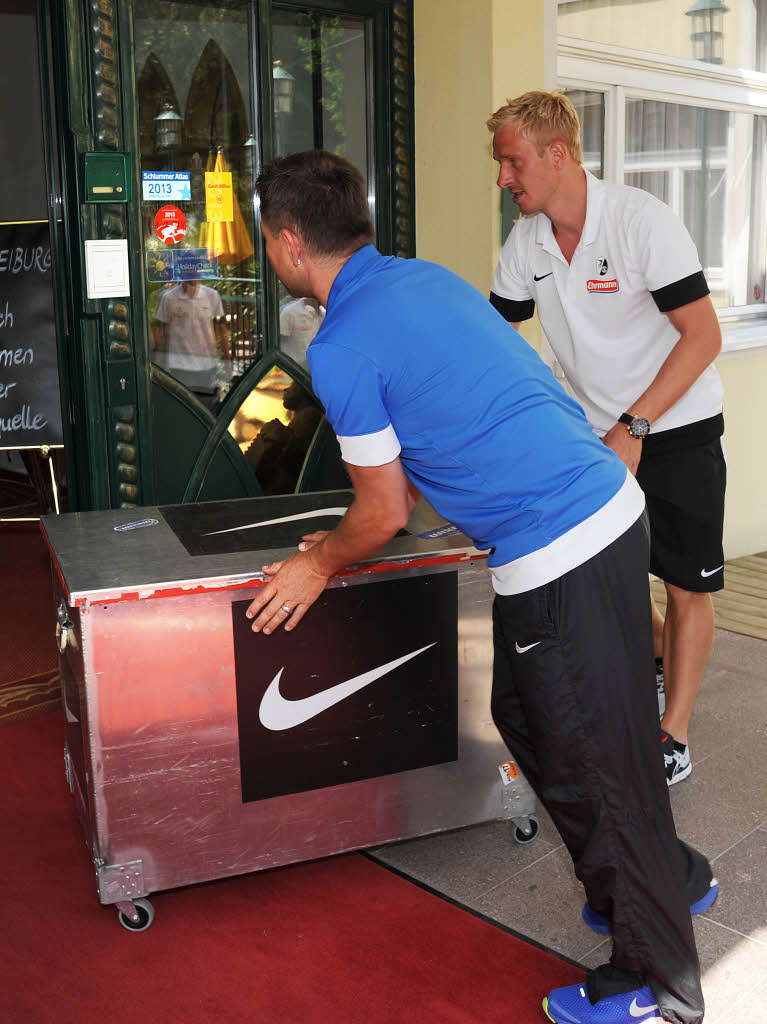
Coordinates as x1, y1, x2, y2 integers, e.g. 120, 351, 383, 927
42, 493, 537, 922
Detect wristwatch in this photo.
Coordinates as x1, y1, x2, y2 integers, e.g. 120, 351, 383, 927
619, 412, 650, 438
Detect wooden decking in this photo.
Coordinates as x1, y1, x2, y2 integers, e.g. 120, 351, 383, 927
650, 551, 767, 641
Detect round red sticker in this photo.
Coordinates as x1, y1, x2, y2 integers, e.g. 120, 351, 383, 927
154, 205, 187, 245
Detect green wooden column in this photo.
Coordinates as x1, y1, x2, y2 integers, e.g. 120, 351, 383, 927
391, 0, 415, 258
51, 0, 145, 510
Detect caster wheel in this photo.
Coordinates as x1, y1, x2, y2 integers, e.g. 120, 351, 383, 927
117, 897, 154, 932
513, 816, 539, 845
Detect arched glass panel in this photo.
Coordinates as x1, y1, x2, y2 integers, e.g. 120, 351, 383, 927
137, 53, 182, 160
227, 364, 323, 494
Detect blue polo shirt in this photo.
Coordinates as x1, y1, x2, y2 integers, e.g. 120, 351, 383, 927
307, 246, 644, 594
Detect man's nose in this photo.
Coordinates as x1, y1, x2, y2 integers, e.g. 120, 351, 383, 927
497, 166, 514, 189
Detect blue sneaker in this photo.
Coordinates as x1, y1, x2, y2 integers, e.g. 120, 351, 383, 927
582, 878, 719, 934
543, 983, 665, 1022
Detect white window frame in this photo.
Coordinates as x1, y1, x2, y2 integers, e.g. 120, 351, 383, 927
559, 35, 767, 355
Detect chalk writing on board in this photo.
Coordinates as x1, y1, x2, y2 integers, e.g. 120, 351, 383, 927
0, 222, 61, 447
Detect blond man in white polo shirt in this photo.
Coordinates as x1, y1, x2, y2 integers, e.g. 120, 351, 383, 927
151, 279, 230, 405
487, 91, 724, 792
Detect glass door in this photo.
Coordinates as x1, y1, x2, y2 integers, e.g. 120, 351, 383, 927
221, 3, 374, 497
133, 0, 394, 502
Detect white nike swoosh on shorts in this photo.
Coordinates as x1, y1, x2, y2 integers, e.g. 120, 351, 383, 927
700, 565, 724, 578
258, 643, 436, 730
204, 507, 348, 537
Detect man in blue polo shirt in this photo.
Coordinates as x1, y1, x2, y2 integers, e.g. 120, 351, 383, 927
246, 150, 715, 1024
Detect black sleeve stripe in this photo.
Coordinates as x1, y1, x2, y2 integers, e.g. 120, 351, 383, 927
489, 291, 535, 322
650, 271, 709, 313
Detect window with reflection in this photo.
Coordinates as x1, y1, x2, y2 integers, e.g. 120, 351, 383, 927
625, 100, 767, 308
135, 0, 260, 410
558, 0, 767, 72
228, 365, 323, 494
565, 89, 604, 179
559, 2, 767, 316
272, 6, 371, 368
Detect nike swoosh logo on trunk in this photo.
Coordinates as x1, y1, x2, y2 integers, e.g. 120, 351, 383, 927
204, 507, 348, 537
258, 644, 437, 730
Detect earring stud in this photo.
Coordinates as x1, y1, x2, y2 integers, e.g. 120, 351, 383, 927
296, 258, 301, 266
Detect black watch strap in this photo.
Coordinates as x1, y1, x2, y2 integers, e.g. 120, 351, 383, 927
619, 412, 650, 438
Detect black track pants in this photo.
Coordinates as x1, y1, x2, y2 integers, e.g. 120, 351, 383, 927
491, 514, 708, 1023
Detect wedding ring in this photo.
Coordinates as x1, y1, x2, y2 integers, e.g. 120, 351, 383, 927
281, 603, 291, 613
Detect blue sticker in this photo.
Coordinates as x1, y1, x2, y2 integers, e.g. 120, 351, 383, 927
142, 171, 192, 202
175, 249, 219, 281
145, 248, 219, 282
114, 518, 159, 532
418, 524, 463, 541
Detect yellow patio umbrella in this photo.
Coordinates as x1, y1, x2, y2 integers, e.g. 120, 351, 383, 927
200, 148, 254, 266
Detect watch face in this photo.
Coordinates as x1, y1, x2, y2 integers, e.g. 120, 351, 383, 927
630, 416, 650, 438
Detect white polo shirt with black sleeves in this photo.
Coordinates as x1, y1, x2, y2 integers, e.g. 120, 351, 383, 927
490, 169, 724, 436
308, 245, 645, 596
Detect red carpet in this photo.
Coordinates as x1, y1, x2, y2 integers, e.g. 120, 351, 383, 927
0, 524, 59, 725
2, 712, 583, 1023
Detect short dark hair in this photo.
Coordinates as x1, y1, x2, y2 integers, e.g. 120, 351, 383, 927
256, 150, 374, 258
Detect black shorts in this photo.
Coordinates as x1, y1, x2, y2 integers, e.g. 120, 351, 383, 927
637, 413, 726, 593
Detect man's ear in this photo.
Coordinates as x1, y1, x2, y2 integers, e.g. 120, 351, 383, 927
281, 228, 303, 267
549, 141, 568, 167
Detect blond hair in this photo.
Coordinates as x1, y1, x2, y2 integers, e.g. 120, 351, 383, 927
487, 91, 582, 164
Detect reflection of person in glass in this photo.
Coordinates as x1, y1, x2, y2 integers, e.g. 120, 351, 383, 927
151, 278, 231, 405
279, 296, 325, 367
245, 380, 322, 495
246, 150, 713, 1024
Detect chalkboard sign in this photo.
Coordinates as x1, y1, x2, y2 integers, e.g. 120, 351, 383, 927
0, 221, 62, 448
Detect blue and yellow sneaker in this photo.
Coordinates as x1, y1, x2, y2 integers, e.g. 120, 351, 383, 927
581, 877, 719, 934
543, 983, 665, 1023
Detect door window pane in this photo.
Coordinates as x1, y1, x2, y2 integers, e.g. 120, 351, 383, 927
625, 98, 767, 308
135, 0, 261, 409
272, 8, 370, 173
559, 0, 767, 72
271, 7, 371, 367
